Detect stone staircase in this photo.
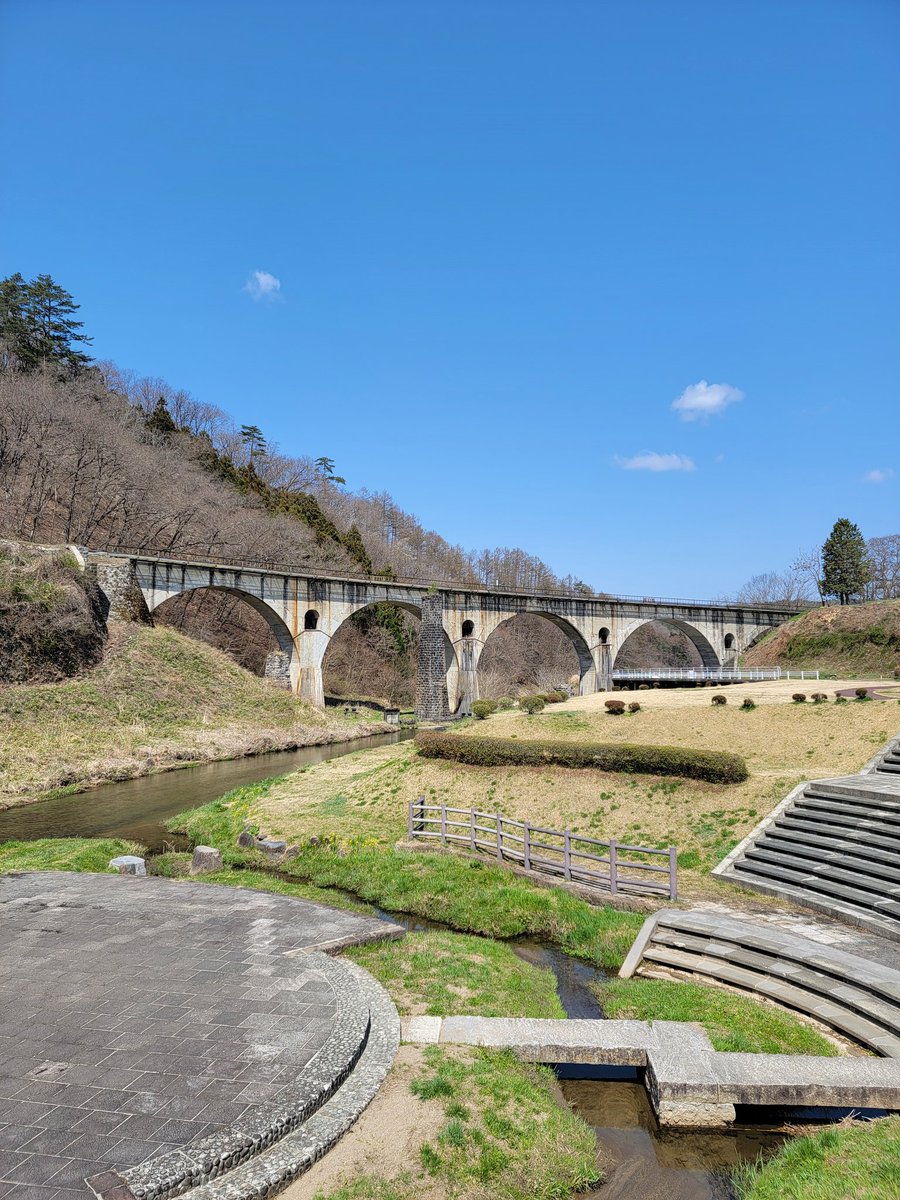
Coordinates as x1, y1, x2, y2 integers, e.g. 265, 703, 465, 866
619, 909, 900, 1058
869, 736, 900, 777
714, 761, 900, 939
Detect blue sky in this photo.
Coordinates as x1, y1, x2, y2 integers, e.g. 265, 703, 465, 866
2, 0, 898, 596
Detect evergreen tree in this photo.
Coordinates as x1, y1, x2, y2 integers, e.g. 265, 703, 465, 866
341, 524, 372, 574
0, 273, 29, 369
240, 424, 267, 465
314, 456, 346, 485
145, 396, 178, 436
0, 273, 92, 372
821, 518, 870, 604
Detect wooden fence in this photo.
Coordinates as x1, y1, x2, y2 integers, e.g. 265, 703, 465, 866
407, 799, 677, 899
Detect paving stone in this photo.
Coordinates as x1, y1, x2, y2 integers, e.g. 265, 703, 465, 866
0, 873, 401, 1197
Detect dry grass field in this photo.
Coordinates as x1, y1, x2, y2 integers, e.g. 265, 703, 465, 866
252, 685, 900, 888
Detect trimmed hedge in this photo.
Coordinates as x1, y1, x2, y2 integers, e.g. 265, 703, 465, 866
416, 731, 748, 784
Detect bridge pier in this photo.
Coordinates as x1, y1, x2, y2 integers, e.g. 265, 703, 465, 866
296, 629, 327, 707
417, 594, 451, 721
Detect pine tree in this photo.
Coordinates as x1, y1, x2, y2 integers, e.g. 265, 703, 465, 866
821, 518, 870, 604
0, 273, 29, 369
0, 273, 92, 372
145, 396, 178, 436
240, 424, 267, 465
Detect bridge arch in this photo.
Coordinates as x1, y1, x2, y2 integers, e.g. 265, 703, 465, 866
476, 610, 596, 698
323, 599, 459, 713
146, 584, 297, 684
613, 617, 720, 672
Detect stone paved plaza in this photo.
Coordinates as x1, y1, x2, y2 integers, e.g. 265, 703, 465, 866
0, 873, 396, 1200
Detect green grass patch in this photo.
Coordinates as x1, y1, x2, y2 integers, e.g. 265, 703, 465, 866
346, 930, 566, 1018
0, 836, 144, 874
413, 1047, 600, 1200
598, 977, 838, 1055
0, 624, 338, 801
734, 1116, 900, 1199
148, 853, 375, 913
168, 784, 645, 970
313, 1180, 418, 1200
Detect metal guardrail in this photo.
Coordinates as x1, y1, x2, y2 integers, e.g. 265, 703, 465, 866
407, 799, 677, 899
611, 668, 821, 682
88, 545, 811, 615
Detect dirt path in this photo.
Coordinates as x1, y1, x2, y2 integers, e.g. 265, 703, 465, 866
563, 677, 893, 710
282, 1045, 444, 1199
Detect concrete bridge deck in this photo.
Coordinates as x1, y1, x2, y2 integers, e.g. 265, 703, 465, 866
77, 548, 804, 720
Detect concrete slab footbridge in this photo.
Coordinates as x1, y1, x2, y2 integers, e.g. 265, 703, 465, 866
80, 548, 806, 720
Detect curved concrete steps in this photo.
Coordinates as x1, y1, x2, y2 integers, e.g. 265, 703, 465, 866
714, 764, 900, 939
619, 909, 900, 1057
99, 957, 399, 1200
173, 963, 400, 1200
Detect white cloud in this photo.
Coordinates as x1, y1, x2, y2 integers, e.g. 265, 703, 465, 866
244, 269, 282, 301
615, 452, 696, 472
864, 468, 894, 484
672, 379, 744, 421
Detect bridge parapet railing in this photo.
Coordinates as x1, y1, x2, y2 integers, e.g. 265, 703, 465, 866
407, 799, 677, 899
611, 668, 821, 682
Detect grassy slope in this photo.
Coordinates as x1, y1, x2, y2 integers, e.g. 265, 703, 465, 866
744, 600, 900, 676
735, 1116, 900, 1200
0, 623, 372, 804
248, 698, 897, 878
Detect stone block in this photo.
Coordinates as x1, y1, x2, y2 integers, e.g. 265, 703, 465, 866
191, 846, 223, 874
402, 1016, 443, 1044
108, 855, 146, 876
258, 839, 288, 857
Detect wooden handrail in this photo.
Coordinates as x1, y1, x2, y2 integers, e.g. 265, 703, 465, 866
407, 797, 677, 899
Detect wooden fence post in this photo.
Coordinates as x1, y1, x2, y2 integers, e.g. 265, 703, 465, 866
563, 830, 572, 881
669, 846, 678, 899
609, 838, 618, 894
440, 803, 447, 844
470, 808, 476, 851
496, 815, 503, 862
407, 801, 414, 841
523, 821, 531, 871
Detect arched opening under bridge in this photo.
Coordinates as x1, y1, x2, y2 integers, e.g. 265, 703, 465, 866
613, 619, 719, 672
323, 601, 421, 709
151, 585, 294, 678
477, 612, 593, 697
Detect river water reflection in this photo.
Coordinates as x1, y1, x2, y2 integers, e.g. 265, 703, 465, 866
0, 730, 412, 849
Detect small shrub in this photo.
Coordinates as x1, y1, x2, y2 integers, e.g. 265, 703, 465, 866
811, 692, 828, 703
740, 697, 756, 711
471, 699, 498, 720
894, 667, 900, 680
605, 700, 626, 715
792, 693, 806, 703
855, 687, 870, 701
637, 683, 650, 691
496, 696, 514, 711
628, 701, 641, 713
416, 731, 749, 783
711, 694, 727, 706
519, 695, 546, 716
835, 695, 849, 705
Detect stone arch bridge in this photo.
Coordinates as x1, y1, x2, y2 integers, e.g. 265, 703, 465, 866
83, 549, 802, 720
